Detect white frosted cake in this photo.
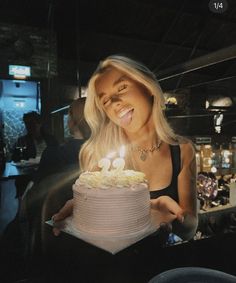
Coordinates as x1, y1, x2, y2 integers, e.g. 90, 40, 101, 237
72, 170, 151, 237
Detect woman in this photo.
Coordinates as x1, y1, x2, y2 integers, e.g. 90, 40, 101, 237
53, 55, 198, 241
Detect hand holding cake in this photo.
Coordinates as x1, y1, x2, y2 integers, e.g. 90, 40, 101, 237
52, 199, 74, 236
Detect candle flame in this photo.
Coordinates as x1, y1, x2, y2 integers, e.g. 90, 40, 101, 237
119, 145, 125, 158
106, 151, 116, 159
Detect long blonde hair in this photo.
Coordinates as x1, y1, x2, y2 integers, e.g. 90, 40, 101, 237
80, 55, 179, 171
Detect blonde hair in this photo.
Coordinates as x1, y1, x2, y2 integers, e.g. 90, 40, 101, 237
80, 55, 179, 171
68, 98, 90, 139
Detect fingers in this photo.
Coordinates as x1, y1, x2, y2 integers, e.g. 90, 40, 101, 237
160, 196, 184, 217
54, 199, 73, 221
51, 199, 73, 236
150, 199, 158, 210
52, 212, 65, 222
176, 212, 185, 224
151, 196, 185, 224
151, 207, 177, 226
51, 214, 66, 236
51, 214, 64, 236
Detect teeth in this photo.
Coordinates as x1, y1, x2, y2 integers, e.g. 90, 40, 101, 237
118, 108, 133, 118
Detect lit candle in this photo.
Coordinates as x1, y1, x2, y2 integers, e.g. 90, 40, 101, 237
112, 146, 125, 173
107, 151, 116, 159
98, 151, 116, 174
98, 158, 111, 174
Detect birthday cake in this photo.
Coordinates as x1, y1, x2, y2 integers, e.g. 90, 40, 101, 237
72, 169, 151, 237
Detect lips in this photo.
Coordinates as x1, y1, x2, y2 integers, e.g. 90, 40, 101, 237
118, 108, 134, 127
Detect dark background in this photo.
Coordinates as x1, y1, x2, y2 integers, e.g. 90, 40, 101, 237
0, 0, 236, 137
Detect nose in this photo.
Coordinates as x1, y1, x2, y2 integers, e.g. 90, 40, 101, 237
110, 95, 123, 108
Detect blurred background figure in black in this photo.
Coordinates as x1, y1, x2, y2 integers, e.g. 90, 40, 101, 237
11, 111, 57, 163
21, 98, 90, 260
0, 99, 90, 282
33, 97, 90, 184
11, 111, 58, 199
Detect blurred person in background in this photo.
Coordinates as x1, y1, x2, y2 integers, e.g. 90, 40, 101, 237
1, 99, 90, 275
12, 111, 57, 163
21, 98, 90, 257
33, 98, 90, 184
11, 111, 58, 198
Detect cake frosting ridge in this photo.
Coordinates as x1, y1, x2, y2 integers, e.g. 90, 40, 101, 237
75, 169, 147, 189
72, 169, 151, 237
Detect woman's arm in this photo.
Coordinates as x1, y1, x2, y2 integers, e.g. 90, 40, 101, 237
150, 142, 198, 240
173, 141, 198, 240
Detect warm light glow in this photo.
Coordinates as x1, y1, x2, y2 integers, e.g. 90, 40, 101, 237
211, 166, 217, 173
119, 145, 125, 158
166, 96, 177, 105
203, 157, 212, 166
13, 75, 27, 79
208, 159, 212, 165
222, 150, 231, 157
99, 146, 126, 174
212, 97, 233, 107
204, 145, 211, 149
112, 158, 125, 173
112, 146, 126, 173
107, 151, 116, 159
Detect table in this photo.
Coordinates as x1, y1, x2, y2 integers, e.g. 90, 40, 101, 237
0, 162, 39, 233
0, 162, 38, 180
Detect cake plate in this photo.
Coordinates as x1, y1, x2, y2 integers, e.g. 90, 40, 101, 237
46, 213, 159, 255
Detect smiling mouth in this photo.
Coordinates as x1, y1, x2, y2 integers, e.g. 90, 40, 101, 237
119, 108, 134, 126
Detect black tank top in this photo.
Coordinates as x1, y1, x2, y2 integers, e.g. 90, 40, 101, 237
149, 145, 181, 202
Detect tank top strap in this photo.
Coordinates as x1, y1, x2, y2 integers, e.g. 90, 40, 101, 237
170, 144, 181, 179
149, 144, 180, 201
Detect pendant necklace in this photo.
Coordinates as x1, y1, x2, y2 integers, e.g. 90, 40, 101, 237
132, 140, 162, 161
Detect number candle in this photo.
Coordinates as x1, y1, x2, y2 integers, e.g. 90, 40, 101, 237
98, 158, 111, 174
98, 151, 116, 174
112, 146, 125, 173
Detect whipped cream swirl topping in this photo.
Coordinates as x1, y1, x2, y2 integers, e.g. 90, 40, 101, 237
76, 170, 147, 189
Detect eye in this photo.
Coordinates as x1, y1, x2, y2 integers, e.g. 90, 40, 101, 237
103, 97, 111, 106
118, 84, 128, 92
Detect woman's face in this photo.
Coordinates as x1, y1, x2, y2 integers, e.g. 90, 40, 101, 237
95, 67, 154, 134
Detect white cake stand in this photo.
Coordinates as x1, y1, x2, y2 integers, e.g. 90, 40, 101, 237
46, 212, 159, 254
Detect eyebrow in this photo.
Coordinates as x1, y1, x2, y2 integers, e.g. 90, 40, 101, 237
98, 75, 127, 99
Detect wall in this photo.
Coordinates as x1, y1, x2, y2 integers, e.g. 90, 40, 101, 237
0, 22, 57, 78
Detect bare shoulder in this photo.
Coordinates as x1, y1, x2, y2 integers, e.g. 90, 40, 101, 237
179, 139, 196, 165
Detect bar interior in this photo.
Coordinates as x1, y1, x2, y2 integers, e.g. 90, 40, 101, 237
1, 0, 236, 282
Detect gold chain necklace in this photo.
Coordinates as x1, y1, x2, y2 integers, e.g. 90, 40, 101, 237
131, 140, 162, 161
